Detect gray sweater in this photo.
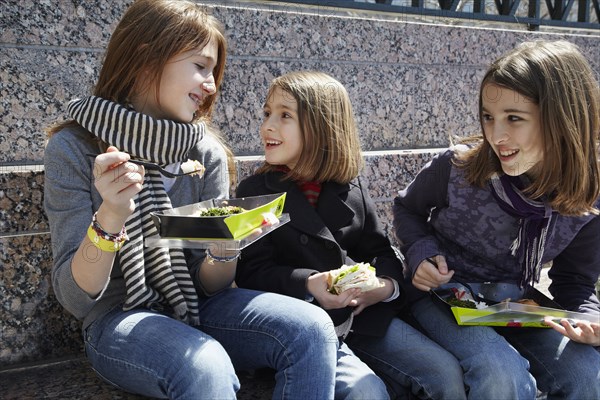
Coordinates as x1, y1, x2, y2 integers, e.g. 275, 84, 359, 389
44, 125, 229, 329
393, 147, 600, 316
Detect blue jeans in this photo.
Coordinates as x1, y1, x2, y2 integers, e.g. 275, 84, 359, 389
411, 296, 600, 399
347, 317, 466, 399
84, 288, 387, 399
335, 341, 390, 399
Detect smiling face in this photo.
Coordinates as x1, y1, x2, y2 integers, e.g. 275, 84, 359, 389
260, 86, 304, 170
133, 39, 218, 122
481, 84, 544, 177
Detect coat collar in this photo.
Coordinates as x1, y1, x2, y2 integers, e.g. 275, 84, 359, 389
264, 172, 356, 240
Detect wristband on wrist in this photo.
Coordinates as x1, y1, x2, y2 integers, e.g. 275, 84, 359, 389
87, 224, 126, 252
87, 212, 128, 252
91, 211, 127, 241
205, 248, 241, 264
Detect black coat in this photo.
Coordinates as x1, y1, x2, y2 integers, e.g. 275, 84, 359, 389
235, 171, 406, 337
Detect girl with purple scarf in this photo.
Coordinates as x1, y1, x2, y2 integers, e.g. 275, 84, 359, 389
393, 40, 600, 399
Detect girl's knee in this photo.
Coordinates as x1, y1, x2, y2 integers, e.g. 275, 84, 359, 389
346, 373, 389, 400
285, 305, 338, 348
463, 352, 536, 398
542, 359, 600, 398
184, 339, 236, 377
177, 341, 239, 396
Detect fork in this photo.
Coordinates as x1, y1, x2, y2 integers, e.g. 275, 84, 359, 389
86, 153, 200, 178
425, 257, 498, 305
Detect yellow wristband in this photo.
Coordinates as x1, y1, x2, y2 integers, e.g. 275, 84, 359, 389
87, 225, 125, 252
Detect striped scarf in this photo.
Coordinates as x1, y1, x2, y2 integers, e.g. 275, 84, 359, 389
68, 96, 203, 324
489, 172, 555, 288
298, 180, 322, 207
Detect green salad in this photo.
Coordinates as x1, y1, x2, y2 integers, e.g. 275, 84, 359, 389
446, 297, 477, 309
197, 206, 246, 217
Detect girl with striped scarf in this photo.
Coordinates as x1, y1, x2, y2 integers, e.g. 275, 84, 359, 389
44, 1, 341, 398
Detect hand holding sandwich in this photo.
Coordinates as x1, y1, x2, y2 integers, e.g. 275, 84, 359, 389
306, 263, 394, 315
307, 272, 361, 310
351, 279, 394, 315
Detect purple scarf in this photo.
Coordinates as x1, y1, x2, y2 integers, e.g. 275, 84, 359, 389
490, 173, 555, 287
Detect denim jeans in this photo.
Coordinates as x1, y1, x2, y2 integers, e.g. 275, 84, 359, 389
84, 288, 387, 399
335, 341, 390, 399
411, 296, 600, 399
347, 317, 467, 399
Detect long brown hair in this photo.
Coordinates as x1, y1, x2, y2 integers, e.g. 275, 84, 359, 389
46, 0, 235, 183
94, 0, 226, 118
257, 71, 363, 184
457, 40, 600, 215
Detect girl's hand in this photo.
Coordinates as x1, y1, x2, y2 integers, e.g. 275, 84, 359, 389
307, 272, 361, 310
352, 277, 395, 316
412, 255, 454, 291
544, 317, 600, 346
92, 146, 144, 230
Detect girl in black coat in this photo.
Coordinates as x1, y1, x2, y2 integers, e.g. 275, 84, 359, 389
236, 71, 466, 399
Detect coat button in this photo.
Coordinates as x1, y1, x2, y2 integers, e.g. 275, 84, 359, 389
300, 234, 308, 245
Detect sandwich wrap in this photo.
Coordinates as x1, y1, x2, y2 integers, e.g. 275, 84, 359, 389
327, 262, 384, 295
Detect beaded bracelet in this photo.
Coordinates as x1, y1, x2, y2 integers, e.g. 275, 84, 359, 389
87, 212, 128, 252
91, 212, 127, 242
205, 248, 241, 264
87, 225, 126, 252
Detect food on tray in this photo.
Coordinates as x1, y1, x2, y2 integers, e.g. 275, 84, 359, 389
196, 205, 246, 217
447, 298, 477, 309
181, 159, 205, 177
447, 287, 487, 309
516, 298, 540, 306
327, 262, 383, 295
498, 298, 540, 306
260, 212, 279, 226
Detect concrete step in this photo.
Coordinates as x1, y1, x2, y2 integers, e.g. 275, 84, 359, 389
0, 356, 275, 400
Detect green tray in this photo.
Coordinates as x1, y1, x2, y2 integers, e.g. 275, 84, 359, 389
432, 282, 596, 328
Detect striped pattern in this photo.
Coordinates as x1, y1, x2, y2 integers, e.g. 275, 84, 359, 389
298, 180, 322, 207
68, 96, 201, 324
68, 96, 204, 165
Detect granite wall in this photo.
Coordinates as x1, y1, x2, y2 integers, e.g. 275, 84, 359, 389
2, 0, 599, 164
1, 0, 598, 367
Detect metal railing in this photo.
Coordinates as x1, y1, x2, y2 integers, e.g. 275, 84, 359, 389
279, 0, 600, 31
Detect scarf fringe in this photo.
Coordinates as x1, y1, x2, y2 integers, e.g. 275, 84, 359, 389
490, 173, 555, 288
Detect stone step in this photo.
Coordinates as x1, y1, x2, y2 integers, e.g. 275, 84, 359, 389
0, 356, 275, 400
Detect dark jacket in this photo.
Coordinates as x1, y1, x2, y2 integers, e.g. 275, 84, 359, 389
235, 171, 406, 337
394, 147, 600, 315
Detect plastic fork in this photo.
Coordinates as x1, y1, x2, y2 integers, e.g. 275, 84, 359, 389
425, 257, 499, 305
86, 153, 200, 178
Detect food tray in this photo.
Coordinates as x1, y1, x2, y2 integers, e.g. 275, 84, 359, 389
150, 193, 286, 240
145, 213, 289, 250
431, 282, 596, 328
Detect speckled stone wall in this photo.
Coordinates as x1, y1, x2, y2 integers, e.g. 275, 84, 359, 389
1, 1, 599, 163
1, 0, 598, 367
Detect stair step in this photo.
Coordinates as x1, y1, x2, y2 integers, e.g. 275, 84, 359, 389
0, 356, 274, 399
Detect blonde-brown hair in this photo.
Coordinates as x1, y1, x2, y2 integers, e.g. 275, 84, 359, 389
457, 40, 600, 215
256, 71, 363, 183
